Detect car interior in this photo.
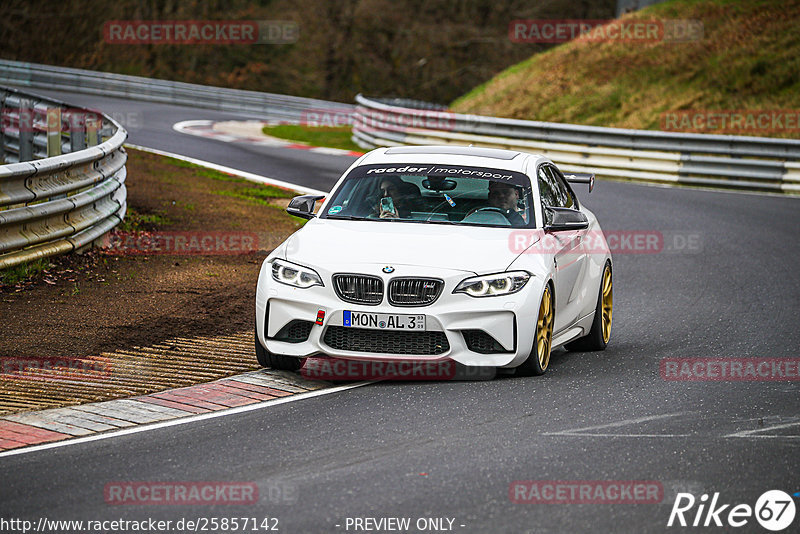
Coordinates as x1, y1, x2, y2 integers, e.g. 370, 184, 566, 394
328, 174, 533, 227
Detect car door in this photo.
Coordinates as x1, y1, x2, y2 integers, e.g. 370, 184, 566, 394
538, 164, 588, 334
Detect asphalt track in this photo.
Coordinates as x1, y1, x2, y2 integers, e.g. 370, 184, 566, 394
12, 87, 354, 191
1, 88, 799, 533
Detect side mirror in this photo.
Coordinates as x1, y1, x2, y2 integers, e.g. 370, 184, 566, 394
286, 195, 325, 219
565, 173, 595, 193
545, 207, 589, 232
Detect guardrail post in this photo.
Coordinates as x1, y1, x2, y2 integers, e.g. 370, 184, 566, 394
46, 107, 62, 157
0, 99, 5, 163
86, 116, 99, 146
46, 106, 69, 200
69, 111, 86, 153
0, 89, 6, 163
18, 98, 33, 162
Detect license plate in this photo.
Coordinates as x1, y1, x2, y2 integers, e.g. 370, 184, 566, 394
343, 311, 425, 331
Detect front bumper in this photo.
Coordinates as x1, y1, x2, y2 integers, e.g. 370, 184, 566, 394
255, 259, 546, 368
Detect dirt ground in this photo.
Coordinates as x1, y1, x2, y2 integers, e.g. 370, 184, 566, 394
0, 149, 307, 412
1, 252, 265, 358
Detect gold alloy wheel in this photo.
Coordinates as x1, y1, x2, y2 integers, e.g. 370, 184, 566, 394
601, 266, 613, 344
536, 286, 554, 370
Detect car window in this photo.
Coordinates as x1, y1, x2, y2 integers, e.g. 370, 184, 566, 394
547, 165, 578, 208
538, 164, 575, 208
322, 163, 535, 227
537, 166, 559, 207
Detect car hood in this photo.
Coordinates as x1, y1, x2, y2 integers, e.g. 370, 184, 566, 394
283, 219, 541, 275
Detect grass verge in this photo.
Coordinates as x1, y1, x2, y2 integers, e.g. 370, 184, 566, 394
452, 0, 800, 138
0, 259, 52, 286
261, 124, 363, 152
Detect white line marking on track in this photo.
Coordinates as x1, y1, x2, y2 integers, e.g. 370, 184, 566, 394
542, 412, 687, 436
172, 119, 364, 156
172, 119, 215, 129
0, 382, 370, 459
724, 420, 800, 438
172, 119, 214, 132
543, 412, 800, 440
546, 433, 693, 438
726, 435, 800, 439
125, 143, 329, 196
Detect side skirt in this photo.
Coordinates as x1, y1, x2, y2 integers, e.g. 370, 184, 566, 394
552, 310, 595, 348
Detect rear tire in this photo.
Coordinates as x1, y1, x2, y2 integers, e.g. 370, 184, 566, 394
565, 262, 612, 352
255, 321, 303, 371
516, 284, 554, 376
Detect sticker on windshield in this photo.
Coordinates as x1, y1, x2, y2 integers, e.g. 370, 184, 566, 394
443, 193, 456, 207
328, 205, 343, 215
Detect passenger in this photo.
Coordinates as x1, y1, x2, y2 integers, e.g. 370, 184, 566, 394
375, 177, 418, 218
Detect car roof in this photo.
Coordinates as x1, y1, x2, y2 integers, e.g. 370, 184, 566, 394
360, 145, 544, 174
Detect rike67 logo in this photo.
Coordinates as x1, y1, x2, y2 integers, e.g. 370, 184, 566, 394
667, 490, 796, 531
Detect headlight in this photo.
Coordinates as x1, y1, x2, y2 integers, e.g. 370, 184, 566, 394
271, 259, 323, 288
454, 271, 530, 297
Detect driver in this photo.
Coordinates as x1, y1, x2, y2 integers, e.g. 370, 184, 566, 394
487, 181, 525, 225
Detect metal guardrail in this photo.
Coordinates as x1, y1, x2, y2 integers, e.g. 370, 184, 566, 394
0, 86, 127, 270
0, 59, 355, 122
352, 95, 800, 194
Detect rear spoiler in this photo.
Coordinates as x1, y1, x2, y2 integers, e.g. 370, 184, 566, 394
565, 173, 595, 193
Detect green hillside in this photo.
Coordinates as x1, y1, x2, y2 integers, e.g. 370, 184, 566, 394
452, 0, 800, 137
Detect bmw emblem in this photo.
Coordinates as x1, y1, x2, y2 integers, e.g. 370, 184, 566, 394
382, 266, 395, 273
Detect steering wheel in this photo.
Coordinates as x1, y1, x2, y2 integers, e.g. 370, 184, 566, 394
465, 206, 509, 218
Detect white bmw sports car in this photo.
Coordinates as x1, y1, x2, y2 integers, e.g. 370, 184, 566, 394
255, 146, 612, 376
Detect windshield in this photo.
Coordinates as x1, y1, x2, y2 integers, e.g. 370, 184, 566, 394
321, 163, 535, 227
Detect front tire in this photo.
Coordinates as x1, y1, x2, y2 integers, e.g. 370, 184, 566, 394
255, 322, 303, 371
516, 284, 554, 376
565, 262, 612, 352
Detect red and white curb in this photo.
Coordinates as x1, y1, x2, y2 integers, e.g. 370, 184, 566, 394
173, 119, 365, 157
0, 370, 353, 454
